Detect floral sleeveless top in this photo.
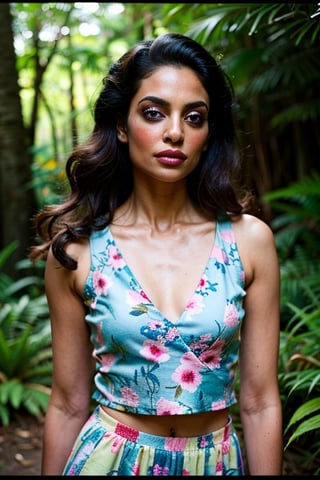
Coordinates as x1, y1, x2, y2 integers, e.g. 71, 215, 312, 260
83, 218, 246, 416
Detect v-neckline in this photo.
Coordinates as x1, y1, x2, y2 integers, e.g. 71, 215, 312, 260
106, 223, 219, 325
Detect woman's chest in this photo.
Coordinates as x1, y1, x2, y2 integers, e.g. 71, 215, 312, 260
109, 226, 216, 324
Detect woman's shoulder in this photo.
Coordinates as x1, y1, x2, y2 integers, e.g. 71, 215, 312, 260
230, 214, 277, 283
231, 213, 274, 244
46, 239, 91, 297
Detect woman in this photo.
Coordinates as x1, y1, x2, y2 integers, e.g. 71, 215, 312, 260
30, 32, 283, 475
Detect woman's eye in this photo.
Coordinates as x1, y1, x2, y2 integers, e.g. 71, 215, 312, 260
143, 107, 163, 121
185, 111, 205, 126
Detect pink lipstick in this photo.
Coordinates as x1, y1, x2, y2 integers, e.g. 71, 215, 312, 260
154, 150, 187, 166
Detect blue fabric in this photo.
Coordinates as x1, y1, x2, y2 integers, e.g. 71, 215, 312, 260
83, 218, 246, 415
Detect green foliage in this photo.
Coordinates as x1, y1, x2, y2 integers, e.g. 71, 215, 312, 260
284, 398, 320, 446
264, 172, 320, 473
30, 157, 69, 208
279, 299, 320, 473
264, 171, 320, 310
0, 243, 52, 426
183, 3, 320, 126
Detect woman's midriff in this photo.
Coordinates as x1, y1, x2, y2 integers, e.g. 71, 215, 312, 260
101, 405, 229, 437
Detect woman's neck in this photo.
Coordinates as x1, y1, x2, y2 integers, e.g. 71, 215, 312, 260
113, 190, 201, 233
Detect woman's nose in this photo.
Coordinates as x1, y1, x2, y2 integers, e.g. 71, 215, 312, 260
162, 118, 184, 143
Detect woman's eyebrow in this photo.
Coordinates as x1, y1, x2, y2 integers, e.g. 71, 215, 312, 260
138, 96, 209, 111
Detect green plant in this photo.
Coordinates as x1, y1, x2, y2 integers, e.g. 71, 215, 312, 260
0, 323, 52, 426
0, 242, 52, 426
279, 299, 320, 474
285, 397, 320, 447
264, 172, 320, 474
264, 170, 320, 315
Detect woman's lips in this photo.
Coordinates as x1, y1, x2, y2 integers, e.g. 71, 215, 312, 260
154, 150, 187, 166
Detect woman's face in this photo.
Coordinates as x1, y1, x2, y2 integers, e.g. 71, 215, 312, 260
117, 65, 210, 184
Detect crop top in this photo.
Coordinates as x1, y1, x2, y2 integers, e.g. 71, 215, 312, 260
83, 218, 246, 416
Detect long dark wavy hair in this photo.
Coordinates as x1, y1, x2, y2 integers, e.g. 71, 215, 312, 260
30, 32, 254, 269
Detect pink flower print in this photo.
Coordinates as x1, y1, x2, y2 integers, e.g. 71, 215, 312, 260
180, 351, 202, 370
215, 460, 223, 475
92, 270, 113, 296
153, 464, 170, 475
148, 320, 165, 330
126, 289, 151, 306
120, 386, 139, 407
100, 353, 116, 373
165, 326, 179, 341
104, 431, 115, 441
164, 436, 188, 452
189, 333, 213, 353
110, 435, 126, 454
107, 245, 126, 269
224, 303, 239, 327
199, 339, 225, 368
140, 290, 151, 302
140, 339, 170, 363
211, 399, 227, 411
68, 464, 77, 475
156, 397, 184, 415
172, 364, 202, 392
185, 293, 204, 319
222, 437, 230, 454
199, 436, 209, 448
199, 333, 213, 343
198, 348, 221, 368
197, 274, 208, 292
220, 229, 235, 244
211, 245, 228, 264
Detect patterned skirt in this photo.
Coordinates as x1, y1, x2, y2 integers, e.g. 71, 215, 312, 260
63, 406, 244, 476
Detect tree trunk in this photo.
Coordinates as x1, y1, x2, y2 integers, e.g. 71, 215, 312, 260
0, 3, 35, 278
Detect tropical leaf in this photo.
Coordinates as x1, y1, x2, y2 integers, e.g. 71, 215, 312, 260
285, 397, 320, 432
285, 414, 320, 449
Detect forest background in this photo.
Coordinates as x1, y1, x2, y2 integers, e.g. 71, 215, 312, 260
0, 2, 319, 475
